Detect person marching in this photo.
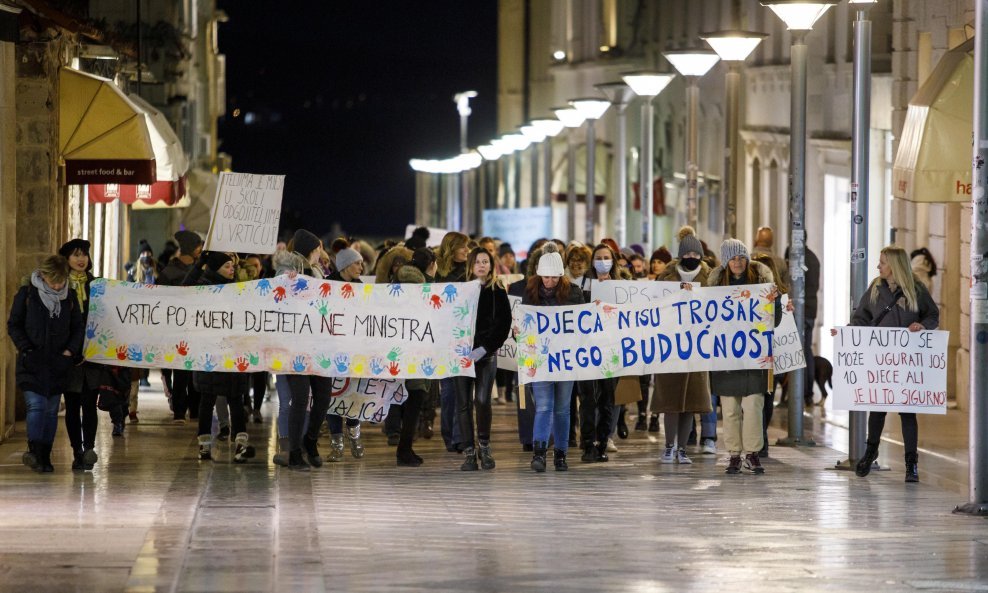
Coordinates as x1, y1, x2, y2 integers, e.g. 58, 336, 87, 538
160, 230, 204, 423
435, 232, 470, 452
843, 245, 939, 483
456, 246, 512, 470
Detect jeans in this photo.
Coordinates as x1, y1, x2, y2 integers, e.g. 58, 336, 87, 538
24, 390, 61, 444
286, 375, 333, 450
455, 355, 497, 447
64, 386, 98, 451
198, 390, 247, 437
700, 394, 719, 442
532, 381, 574, 452
275, 374, 293, 438
439, 378, 461, 449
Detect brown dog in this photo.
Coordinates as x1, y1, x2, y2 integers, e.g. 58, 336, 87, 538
776, 356, 833, 406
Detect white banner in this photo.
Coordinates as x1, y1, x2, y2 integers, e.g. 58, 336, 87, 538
205, 172, 284, 254
590, 280, 682, 305
83, 277, 481, 380
513, 284, 778, 384
497, 295, 523, 371
773, 295, 806, 375
326, 377, 407, 423
832, 326, 949, 414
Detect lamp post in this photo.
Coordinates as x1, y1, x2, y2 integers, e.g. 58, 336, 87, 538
478, 143, 504, 222
622, 72, 676, 252
504, 133, 531, 209
663, 49, 721, 230
454, 91, 478, 233
553, 106, 587, 241
521, 124, 548, 207
595, 82, 635, 246
532, 118, 566, 207
955, 0, 988, 516
763, 0, 836, 447
701, 29, 768, 239
570, 98, 612, 244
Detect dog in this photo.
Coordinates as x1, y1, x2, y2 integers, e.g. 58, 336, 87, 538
776, 356, 833, 406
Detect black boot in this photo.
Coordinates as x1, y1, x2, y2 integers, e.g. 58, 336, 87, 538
303, 435, 322, 468
855, 443, 880, 477
553, 449, 568, 471
287, 449, 311, 472
648, 415, 660, 433
22, 441, 39, 470
478, 443, 495, 470
396, 447, 423, 467
580, 443, 596, 463
460, 447, 479, 471
595, 441, 609, 462
38, 442, 54, 473
905, 452, 919, 483
531, 442, 547, 473
617, 417, 629, 440
72, 447, 84, 471
634, 413, 647, 431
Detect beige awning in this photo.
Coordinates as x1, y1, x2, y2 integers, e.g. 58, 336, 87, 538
59, 67, 156, 184
892, 40, 973, 203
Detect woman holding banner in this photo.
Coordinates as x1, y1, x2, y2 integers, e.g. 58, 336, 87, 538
436, 232, 470, 453
519, 242, 585, 472
842, 245, 939, 483
455, 247, 511, 471
654, 230, 713, 465
707, 239, 777, 475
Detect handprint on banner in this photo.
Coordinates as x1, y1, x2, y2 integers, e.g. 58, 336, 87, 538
256, 279, 272, 296
334, 354, 350, 373
362, 284, 373, 300
208, 284, 223, 294
429, 294, 442, 309
421, 358, 436, 376
292, 278, 309, 294
388, 283, 403, 297
176, 341, 189, 356
86, 322, 98, 340
387, 361, 400, 376
341, 284, 355, 299
521, 313, 535, 331
90, 281, 106, 298
183, 357, 194, 370
316, 354, 333, 369
460, 357, 472, 369
164, 353, 175, 363
387, 347, 402, 362
352, 356, 366, 374
97, 330, 114, 347
319, 282, 331, 297
222, 356, 235, 370
84, 341, 101, 359
116, 345, 128, 360
314, 300, 330, 316
449, 361, 461, 375
236, 356, 250, 372
273, 286, 287, 302
602, 304, 618, 318
292, 356, 308, 372
370, 358, 385, 375
144, 347, 159, 363
443, 285, 458, 302
202, 354, 217, 372
452, 327, 472, 339
271, 357, 284, 371
248, 352, 260, 366
539, 338, 551, 355
421, 284, 432, 298
453, 303, 470, 320
407, 363, 417, 374
234, 281, 248, 295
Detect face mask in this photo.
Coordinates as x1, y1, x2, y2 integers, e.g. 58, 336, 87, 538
680, 257, 701, 271
593, 260, 613, 275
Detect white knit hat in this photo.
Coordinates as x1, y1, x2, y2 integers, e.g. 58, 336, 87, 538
536, 243, 564, 277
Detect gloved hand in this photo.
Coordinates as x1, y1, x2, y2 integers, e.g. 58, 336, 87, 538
469, 347, 487, 361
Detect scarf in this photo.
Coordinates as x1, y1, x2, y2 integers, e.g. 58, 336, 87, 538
69, 270, 88, 310
538, 282, 558, 304
676, 265, 700, 283
31, 271, 68, 318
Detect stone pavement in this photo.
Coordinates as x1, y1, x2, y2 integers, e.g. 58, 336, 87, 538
1, 380, 986, 593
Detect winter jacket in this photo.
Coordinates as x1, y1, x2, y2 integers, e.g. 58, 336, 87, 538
192, 269, 250, 396
651, 261, 713, 413
396, 264, 431, 393
437, 261, 466, 283
471, 281, 512, 361
850, 278, 939, 330
65, 271, 107, 393
159, 258, 194, 286
706, 260, 779, 397
520, 281, 585, 307
7, 282, 85, 396
273, 250, 324, 280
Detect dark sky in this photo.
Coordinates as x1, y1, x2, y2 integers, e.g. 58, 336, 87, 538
216, 1, 498, 239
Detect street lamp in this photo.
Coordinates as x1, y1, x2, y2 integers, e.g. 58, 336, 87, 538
532, 117, 566, 208
595, 82, 636, 246
570, 98, 612, 244
553, 106, 587, 241
521, 124, 548, 207
701, 29, 768, 239
762, 0, 837, 447
622, 72, 676, 251
663, 49, 721, 230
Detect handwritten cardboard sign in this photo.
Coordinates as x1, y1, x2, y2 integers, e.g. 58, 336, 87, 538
590, 280, 682, 306
832, 326, 948, 414
327, 377, 406, 423
773, 295, 806, 374
497, 295, 523, 371
205, 172, 284, 254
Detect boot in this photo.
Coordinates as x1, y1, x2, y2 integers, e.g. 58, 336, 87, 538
634, 413, 647, 431
396, 447, 423, 467
22, 441, 39, 470
494, 386, 505, 405
82, 447, 98, 470
272, 437, 290, 467
347, 425, 365, 458
287, 448, 310, 472
530, 442, 547, 473
595, 441, 609, 462
38, 442, 55, 473
648, 415, 660, 433
617, 416, 629, 439
233, 432, 255, 464
198, 435, 212, 460
905, 452, 919, 483
478, 442, 495, 470
855, 443, 880, 477
419, 418, 434, 440
72, 447, 84, 471
327, 434, 345, 462
553, 449, 568, 472
302, 434, 322, 468
460, 447, 479, 471
580, 443, 596, 463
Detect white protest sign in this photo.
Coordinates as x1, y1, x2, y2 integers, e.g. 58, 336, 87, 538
832, 326, 948, 414
482, 207, 552, 259
497, 295, 523, 371
513, 284, 778, 384
773, 295, 806, 374
326, 377, 406, 423
591, 280, 683, 305
404, 225, 448, 248
83, 277, 481, 380
205, 172, 284, 254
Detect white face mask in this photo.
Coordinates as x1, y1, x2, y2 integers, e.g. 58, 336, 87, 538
593, 259, 613, 275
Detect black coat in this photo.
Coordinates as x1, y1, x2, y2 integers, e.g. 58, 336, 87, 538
159, 258, 193, 286
471, 283, 512, 360
7, 283, 85, 396
192, 270, 250, 395
65, 271, 107, 393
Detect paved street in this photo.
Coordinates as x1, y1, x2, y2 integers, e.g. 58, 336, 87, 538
1, 382, 986, 593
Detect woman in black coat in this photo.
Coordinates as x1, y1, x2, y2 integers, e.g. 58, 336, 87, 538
7, 255, 84, 472
193, 252, 255, 463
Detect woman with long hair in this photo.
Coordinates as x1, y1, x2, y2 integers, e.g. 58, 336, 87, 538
519, 243, 585, 472
842, 246, 939, 482
456, 247, 512, 470
750, 252, 789, 458
436, 232, 470, 452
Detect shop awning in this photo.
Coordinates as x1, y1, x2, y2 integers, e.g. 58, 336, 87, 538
892, 39, 973, 203
59, 67, 156, 184
87, 176, 187, 206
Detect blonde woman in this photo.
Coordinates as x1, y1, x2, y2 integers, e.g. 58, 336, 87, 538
838, 246, 939, 483
456, 246, 512, 470
436, 231, 470, 452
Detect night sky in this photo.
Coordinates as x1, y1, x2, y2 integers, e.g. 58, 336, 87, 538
216, 1, 498, 239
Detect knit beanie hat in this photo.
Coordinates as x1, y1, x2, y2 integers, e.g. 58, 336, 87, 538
720, 238, 749, 264
678, 233, 704, 259
334, 248, 362, 272
174, 230, 203, 255
203, 251, 233, 272
292, 229, 321, 258
536, 243, 564, 277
